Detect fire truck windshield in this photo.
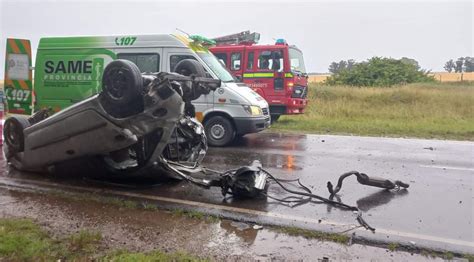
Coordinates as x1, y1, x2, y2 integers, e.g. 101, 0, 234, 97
197, 52, 235, 82
289, 48, 307, 74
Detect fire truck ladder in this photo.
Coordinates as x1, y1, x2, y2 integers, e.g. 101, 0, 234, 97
213, 31, 260, 45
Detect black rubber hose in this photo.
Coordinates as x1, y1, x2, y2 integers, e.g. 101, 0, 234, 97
262, 169, 375, 231
327, 171, 360, 196
328, 172, 410, 198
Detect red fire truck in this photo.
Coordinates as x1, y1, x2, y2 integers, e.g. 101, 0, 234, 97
209, 31, 308, 122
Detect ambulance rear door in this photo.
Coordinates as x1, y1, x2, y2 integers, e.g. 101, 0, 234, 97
4, 38, 33, 115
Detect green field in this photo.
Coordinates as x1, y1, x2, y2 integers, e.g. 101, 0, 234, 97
271, 82, 474, 141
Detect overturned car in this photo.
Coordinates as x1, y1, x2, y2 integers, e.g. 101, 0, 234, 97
4, 60, 219, 179
4, 59, 272, 200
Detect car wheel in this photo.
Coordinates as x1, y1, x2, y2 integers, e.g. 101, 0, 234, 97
101, 59, 143, 117
4, 116, 31, 152
174, 59, 206, 77
204, 116, 235, 147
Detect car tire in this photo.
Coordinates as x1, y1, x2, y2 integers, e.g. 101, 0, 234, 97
174, 59, 206, 77
3, 116, 31, 152
101, 59, 143, 117
204, 116, 235, 147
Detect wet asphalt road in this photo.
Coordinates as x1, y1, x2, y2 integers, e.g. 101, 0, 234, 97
1, 132, 473, 254
202, 133, 473, 253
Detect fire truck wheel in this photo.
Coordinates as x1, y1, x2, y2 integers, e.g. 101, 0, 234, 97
174, 59, 207, 77
4, 116, 31, 152
204, 116, 235, 147
271, 114, 281, 123
101, 59, 143, 108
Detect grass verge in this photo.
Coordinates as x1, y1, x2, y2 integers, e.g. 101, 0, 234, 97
274, 226, 349, 244
0, 218, 207, 261
0, 218, 102, 260
102, 249, 208, 261
271, 82, 474, 140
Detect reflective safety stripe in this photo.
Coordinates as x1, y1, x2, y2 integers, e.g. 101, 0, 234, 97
243, 72, 275, 78
285, 72, 293, 78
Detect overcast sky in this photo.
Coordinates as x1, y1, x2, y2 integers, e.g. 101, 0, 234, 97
0, 0, 472, 77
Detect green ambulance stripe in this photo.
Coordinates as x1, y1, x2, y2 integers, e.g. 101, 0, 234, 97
39, 36, 103, 49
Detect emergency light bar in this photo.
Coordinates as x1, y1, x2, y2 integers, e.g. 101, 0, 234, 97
189, 35, 216, 46
275, 38, 287, 45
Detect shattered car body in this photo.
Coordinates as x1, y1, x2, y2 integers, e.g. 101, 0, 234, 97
3, 59, 217, 180
3, 58, 271, 200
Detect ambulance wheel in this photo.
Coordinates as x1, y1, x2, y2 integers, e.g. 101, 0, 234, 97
174, 59, 206, 77
204, 116, 235, 147
101, 59, 143, 108
4, 116, 31, 152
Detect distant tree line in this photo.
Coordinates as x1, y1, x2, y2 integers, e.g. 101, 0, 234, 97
328, 59, 356, 74
444, 57, 474, 73
326, 57, 433, 87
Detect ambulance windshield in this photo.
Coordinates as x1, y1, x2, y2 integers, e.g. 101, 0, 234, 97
197, 52, 235, 82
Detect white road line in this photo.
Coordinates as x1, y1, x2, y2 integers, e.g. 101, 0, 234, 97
0, 177, 473, 250
420, 165, 474, 172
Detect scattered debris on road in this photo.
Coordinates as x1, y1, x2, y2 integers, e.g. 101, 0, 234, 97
327, 171, 409, 197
